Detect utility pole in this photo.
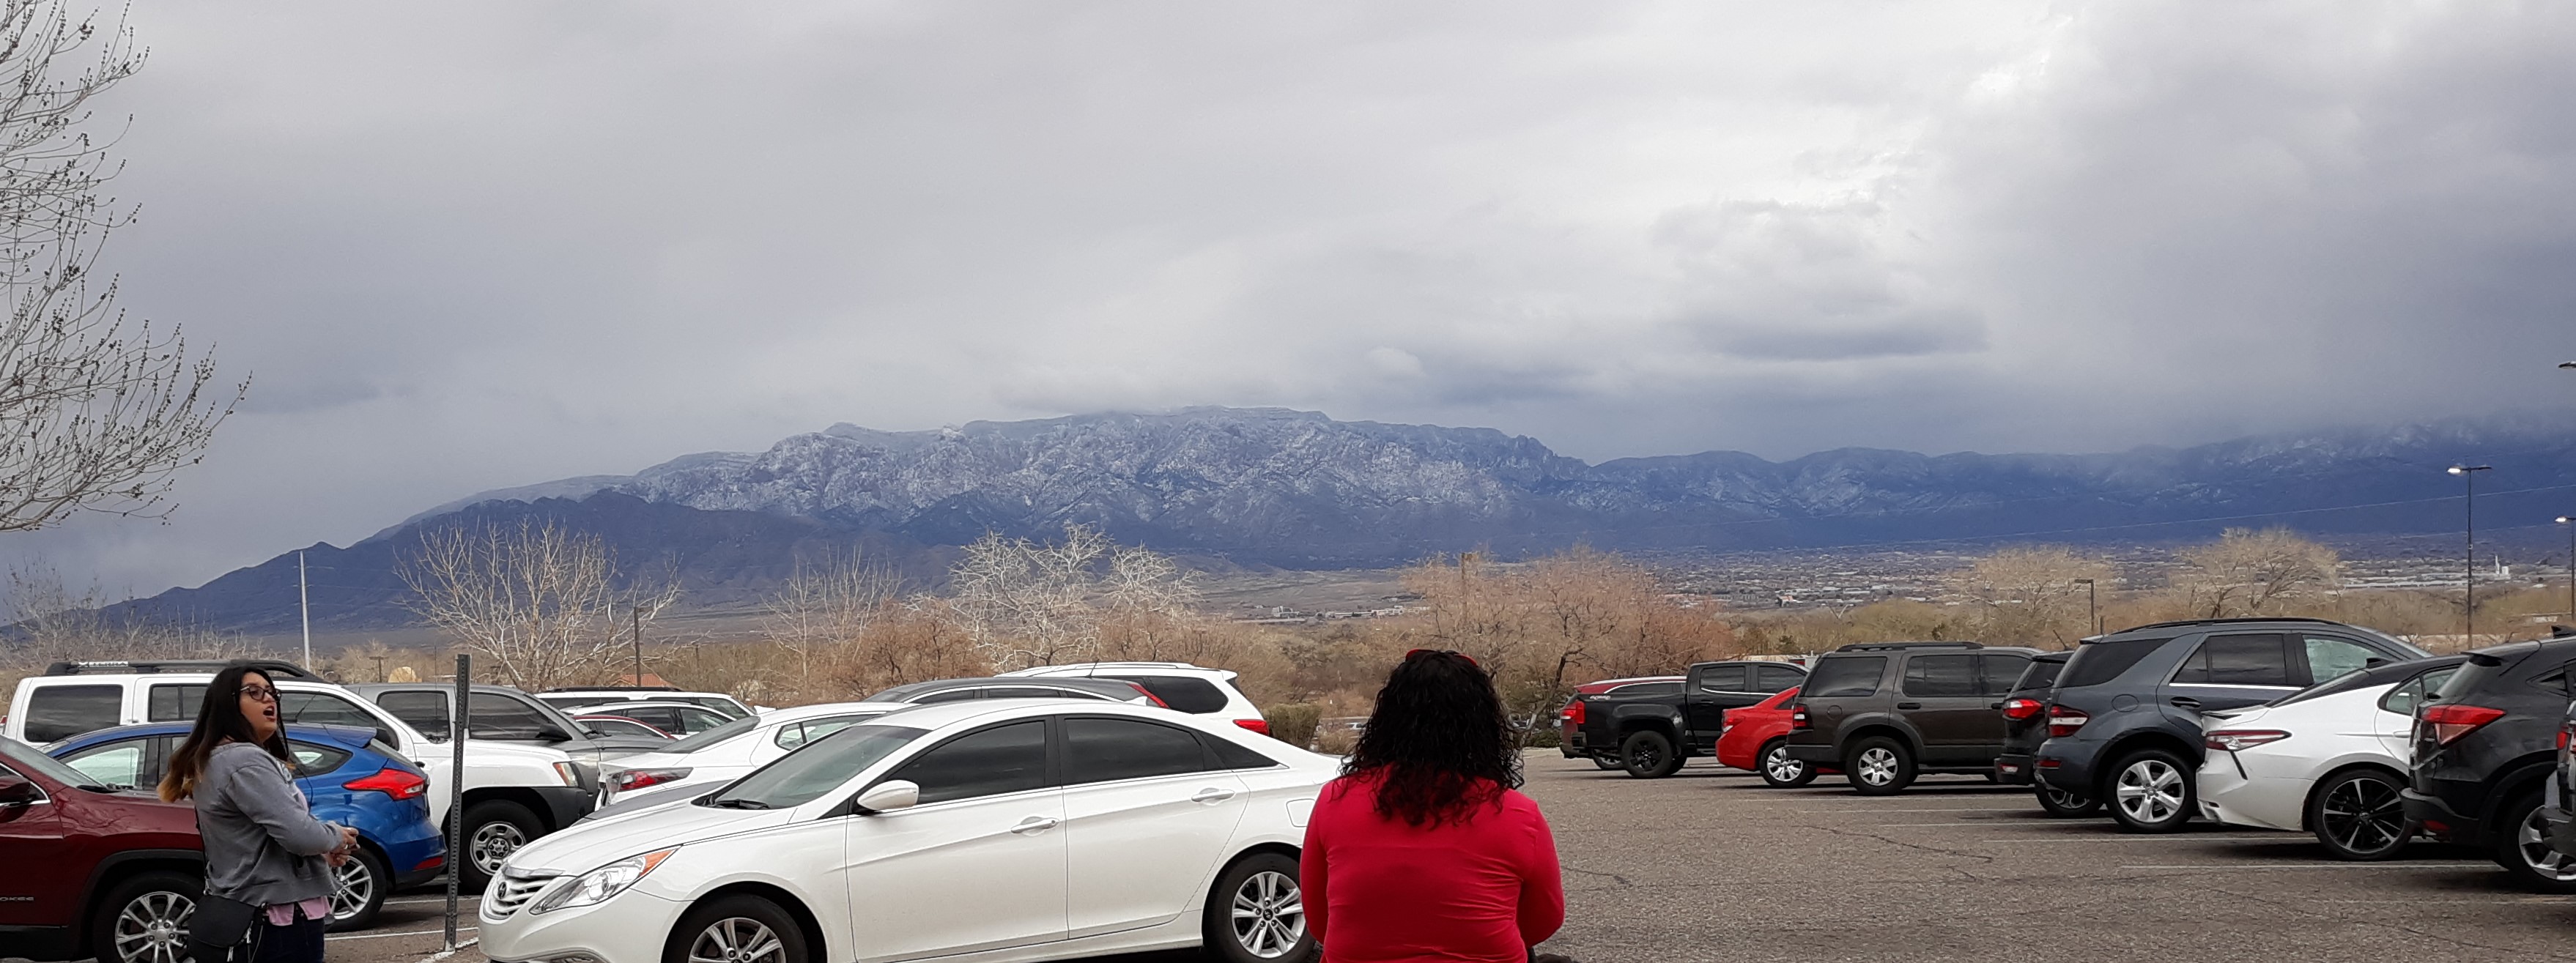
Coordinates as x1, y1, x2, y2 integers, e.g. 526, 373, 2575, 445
2074, 578, 2099, 636
298, 551, 312, 669
370, 654, 386, 683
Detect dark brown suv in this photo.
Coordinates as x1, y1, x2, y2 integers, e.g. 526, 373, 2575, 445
1781, 642, 2041, 795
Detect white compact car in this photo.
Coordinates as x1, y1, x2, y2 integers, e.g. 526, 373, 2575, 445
996, 662, 1270, 736
2196, 655, 2463, 860
596, 701, 912, 808
482, 700, 1336, 963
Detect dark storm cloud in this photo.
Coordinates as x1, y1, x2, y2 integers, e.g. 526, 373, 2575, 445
14, 0, 2575, 595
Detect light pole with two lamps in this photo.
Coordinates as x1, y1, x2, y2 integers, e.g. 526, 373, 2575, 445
2450, 464, 2492, 642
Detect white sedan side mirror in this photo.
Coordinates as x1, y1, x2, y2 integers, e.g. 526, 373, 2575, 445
854, 779, 920, 814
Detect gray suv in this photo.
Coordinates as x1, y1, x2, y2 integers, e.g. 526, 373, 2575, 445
1783, 642, 2040, 795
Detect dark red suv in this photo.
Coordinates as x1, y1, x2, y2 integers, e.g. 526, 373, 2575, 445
0, 736, 202, 963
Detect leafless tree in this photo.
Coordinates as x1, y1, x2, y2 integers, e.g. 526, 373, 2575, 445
0, 1, 244, 532
0, 558, 250, 693
1949, 546, 2114, 647
2177, 527, 2341, 618
947, 524, 1202, 669
763, 549, 900, 681
397, 519, 678, 691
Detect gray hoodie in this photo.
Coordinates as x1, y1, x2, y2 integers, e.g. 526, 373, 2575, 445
196, 741, 343, 907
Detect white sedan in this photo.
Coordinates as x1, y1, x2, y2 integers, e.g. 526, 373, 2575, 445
594, 702, 911, 808
481, 699, 1336, 963
2196, 655, 2462, 860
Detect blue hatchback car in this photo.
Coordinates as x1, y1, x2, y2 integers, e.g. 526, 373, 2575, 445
46, 722, 445, 931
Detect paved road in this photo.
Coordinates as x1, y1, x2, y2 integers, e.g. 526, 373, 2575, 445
277, 753, 2576, 963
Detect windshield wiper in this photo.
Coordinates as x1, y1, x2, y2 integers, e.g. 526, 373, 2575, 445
707, 798, 771, 809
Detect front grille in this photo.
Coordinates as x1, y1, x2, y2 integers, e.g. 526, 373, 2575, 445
485, 873, 558, 918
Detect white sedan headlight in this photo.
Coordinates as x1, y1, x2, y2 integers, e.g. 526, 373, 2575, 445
531, 848, 676, 913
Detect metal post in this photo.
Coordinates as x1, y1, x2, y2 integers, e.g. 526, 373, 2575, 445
445, 654, 469, 950
2451, 466, 2492, 642
298, 551, 312, 669
2560, 516, 2575, 625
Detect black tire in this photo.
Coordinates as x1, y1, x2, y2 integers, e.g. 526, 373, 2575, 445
89, 869, 197, 963
1619, 730, 1683, 778
2492, 790, 2576, 892
1591, 754, 1623, 771
2307, 769, 2413, 861
459, 799, 544, 890
2105, 748, 2194, 833
2035, 783, 2103, 818
665, 895, 810, 963
1758, 739, 1816, 788
327, 842, 393, 932
1843, 736, 1915, 795
1203, 851, 1316, 962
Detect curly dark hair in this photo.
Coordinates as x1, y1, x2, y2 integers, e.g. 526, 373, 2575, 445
1340, 649, 1522, 828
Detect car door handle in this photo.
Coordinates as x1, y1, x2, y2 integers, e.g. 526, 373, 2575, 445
1010, 816, 1060, 835
1896, 702, 1922, 710
1190, 787, 1237, 805
2170, 697, 2202, 710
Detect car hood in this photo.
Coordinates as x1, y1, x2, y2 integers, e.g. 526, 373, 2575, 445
503, 797, 791, 877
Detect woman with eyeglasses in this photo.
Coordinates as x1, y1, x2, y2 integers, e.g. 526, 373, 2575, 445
160, 664, 358, 963
1301, 649, 1569, 962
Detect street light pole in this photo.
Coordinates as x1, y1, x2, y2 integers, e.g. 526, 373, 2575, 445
2450, 465, 2493, 642
2073, 578, 2098, 636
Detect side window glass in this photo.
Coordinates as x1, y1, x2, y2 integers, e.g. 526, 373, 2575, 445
62, 740, 147, 789
2380, 675, 2428, 715
1901, 655, 1979, 697
774, 722, 810, 751
886, 720, 1048, 805
1698, 665, 1747, 693
914, 688, 982, 704
2176, 633, 2292, 687
1805, 657, 1887, 698
24, 685, 122, 743
377, 691, 451, 740
467, 692, 553, 738
1063, 717, 1213, 784
278, 691, 380, 729
147, 684, 209, 723
802, 716, 865, 743
2302, 636, 2378, 685
1755, 665, 1804, 692
1104, 676, 1230, 713
1978, 655, 2032, 696
286, 741, 353, 777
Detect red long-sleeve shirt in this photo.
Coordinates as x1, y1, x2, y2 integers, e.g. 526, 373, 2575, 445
1300, 773, 1566, 962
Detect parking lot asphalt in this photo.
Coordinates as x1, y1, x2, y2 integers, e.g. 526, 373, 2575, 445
120, 751, 2576, 963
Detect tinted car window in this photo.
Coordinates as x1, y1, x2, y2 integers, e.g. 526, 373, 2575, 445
277, 691, 388, 742
288, 741, 354, 777
1064, 717, 1213, 784
620, 706, 682, 731
2010, 656, 2067, 694
887, 721, 1048, 806
377, 691, 451, 739
584, 718, 667, 739
147, 684, 209, 722
1209, 737, 1281, 770
1104, 676, 1230, 714
714, 724, 928, 810
1903, 655, 1978, 697
1755, 664, 1805, 692
664, 713, 760, 754
2175, 633, 2292, 686
2061, 639, 2161, 688
913, 687, 982, 704
61, 738, 149, 789
776, 715, 873, 751
2380, 668, 2460, 716
1805, 657, 1887, 698
468, 692, 557, 738
1699, 665, 1747, 692
2303, 636, 2380, 683
1979, 655, 2032, 696
25, 685, 122, 743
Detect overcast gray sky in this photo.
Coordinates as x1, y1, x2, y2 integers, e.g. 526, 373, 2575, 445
15, 1, 2576, 597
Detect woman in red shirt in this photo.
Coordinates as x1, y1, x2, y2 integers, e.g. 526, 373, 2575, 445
1301, 650, 1569, 962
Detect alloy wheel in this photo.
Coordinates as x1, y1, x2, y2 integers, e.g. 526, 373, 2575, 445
2320, 776, 2407, 856
330, 852, 377, 923
1763, 746, 1805, 783
1856, 747, 1898, 787
2517, 807, 2576, 881
471, 821, 529, 875
2114, 759, 2184, 824
1228, 869, 1307, 959
111, 890, 193, 963
687, 917, 788, 963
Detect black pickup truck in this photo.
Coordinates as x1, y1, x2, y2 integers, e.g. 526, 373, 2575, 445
1566, 659, 1807, 777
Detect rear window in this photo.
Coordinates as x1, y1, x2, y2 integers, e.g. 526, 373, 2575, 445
1104, 676, 1230, 714
287, 741, 354, 777
2060, 639, 2163, 689
1803, 656, 1887, 699
24, 685, 121, 743
2010, 657, 2067, 694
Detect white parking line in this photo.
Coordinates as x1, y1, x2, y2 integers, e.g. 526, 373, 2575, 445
415, 937, 480, 963
1875, 822, 2038, 827
329, 926, 478, 942
1978, 836, 2288, 843
2119, 861, 2487, 870
386, 896, 481, 906
1793, 808, 2033, 814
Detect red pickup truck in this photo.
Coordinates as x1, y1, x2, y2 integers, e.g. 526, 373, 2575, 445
0, 737, 202, 963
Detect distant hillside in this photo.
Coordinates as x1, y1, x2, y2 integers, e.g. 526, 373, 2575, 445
116, 406, 2576, 633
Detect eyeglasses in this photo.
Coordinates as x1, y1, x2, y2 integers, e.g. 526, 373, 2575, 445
239, 685, 277, 703
1404, 648, 1479, 668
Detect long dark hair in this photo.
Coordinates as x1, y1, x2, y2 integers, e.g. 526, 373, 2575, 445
1340, 650, 1521, 828
159, 665, 292, 802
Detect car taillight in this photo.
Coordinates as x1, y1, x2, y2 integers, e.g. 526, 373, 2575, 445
343, 767, 428, 800
2205, 729, 2291, 751
1720, 710, 1734, 734
2001, 698, 2043, 721
2046, 706, 2090, 737
1790, 705, 1809, 730
1563, 701, 1587, 726
1234, 718, 1272, 736
2421, 704, 2506, 746
2561, 721, 2573, 753
609, 767, 692, 793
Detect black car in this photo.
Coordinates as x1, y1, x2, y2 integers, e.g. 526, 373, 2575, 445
2035, 617, 2427, 832
1781, 642, 2040, 795
2407, 631, 2576, 891
864, 677, 1158, 705
1990, 652, 2095, 815
1563, 660, 1807, 778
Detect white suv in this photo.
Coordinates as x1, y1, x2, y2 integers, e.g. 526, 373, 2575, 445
996, 662, 1271, 735
536, 688, 759, 718
7, 661, 589, 886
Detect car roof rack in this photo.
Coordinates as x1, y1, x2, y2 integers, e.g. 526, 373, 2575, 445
542, 685, 678, 692
43, 658, 318, 680
2111, 616, 2350, 634
1830, 641, 1983, 652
